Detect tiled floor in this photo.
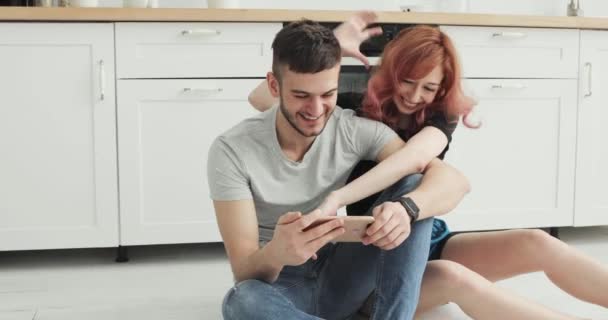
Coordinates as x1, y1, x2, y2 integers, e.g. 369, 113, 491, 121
1, 227, 607, 320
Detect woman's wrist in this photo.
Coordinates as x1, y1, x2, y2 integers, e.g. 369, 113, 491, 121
329, 190, 347, 208
332, 30, 347, 57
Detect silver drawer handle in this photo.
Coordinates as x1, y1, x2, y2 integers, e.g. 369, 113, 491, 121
584, 62, 593, 98
182, 88, 224, 94
492, 31, 527, 39
491, 84, 527, 90
181, 29, 221, 36
99, 60, 106, 101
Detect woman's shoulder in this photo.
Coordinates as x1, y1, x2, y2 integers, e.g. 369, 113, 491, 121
425, 109, 458, 136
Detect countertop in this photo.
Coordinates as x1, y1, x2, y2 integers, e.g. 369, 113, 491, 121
1, 7, 608, 30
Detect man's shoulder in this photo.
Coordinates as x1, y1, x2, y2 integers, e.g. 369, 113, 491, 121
333, 105, 386, 130
332, 105, 357, 123
216, 108, 274, 145
209, 109, 275, 174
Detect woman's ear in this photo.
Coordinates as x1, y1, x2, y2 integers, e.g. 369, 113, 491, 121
267, 72, 280, 98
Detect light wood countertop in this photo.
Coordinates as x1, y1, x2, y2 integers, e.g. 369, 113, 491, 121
1, 7, 608, 29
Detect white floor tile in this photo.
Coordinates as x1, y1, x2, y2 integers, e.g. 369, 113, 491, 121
0, 310, 37, 320
34, 301, 220, 320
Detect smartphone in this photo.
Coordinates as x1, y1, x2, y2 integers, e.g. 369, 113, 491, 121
303, 216, 375, 242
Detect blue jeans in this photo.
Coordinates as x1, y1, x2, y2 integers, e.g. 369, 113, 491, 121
222, 174, 432, 320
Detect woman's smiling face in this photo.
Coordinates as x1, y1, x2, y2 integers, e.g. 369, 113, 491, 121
393, 65, 443, 115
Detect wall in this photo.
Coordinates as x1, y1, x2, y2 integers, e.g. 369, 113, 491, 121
98, 0, 608, 17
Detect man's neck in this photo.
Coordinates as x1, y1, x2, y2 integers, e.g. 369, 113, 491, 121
275, 111, 316, 163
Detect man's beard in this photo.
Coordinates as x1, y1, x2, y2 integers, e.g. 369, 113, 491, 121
279, 98, 331, 138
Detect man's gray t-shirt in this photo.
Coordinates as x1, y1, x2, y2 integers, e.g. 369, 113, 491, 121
207, 106, 397, 244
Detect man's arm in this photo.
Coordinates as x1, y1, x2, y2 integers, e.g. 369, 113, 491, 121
401, 158, 470, 220
214, 199, 282, 283
214, 200, 345, 283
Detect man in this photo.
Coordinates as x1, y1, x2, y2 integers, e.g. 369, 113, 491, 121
207, 19, 467, 320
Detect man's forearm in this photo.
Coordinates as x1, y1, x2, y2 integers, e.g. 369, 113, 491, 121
403, 160, 470, 220
232, 244, 284, 284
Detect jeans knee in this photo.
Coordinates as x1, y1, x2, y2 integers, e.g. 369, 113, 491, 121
375, 173, 423, 208
406, 217, 434, 245
392, 173, 423, 197
222, 279, 268, 320
412, 215, 434, 230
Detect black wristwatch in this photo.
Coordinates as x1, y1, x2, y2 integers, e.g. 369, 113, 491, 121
394, 197, 420, 226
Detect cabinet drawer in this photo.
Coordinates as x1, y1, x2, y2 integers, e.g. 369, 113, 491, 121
441, 26, 579, 79
116, 22, 281, 79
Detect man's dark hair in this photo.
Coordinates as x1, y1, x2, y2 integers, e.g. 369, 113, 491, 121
271, 19, 341, 81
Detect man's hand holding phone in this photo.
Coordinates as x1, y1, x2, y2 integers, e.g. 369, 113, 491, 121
265, 209, 345, 267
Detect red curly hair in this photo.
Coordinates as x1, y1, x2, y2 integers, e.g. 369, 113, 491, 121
361, 25, 476, 136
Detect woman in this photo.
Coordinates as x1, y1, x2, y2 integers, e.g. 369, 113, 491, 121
249, 12, 607, 319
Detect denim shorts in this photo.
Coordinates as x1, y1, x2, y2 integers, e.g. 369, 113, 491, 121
428, 218, 455, 261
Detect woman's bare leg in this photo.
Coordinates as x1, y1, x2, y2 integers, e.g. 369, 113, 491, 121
414, 260, 580, 319
440, 229, 608, 307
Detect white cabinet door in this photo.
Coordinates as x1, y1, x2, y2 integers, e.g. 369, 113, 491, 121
0, 23, 118, 250
443, 79, 577, 231
574, 31, 608, 226
117, 79, 259, 245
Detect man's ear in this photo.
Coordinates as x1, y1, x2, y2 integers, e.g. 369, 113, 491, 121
267, 72, 280, 98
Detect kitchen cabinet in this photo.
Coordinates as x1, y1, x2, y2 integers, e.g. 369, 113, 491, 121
441, 26, 579, 231
116, 79, 259, 245
0, 23, 119, 250
115, 22, 281, 245
574, 30, 608, 226
443, 79, 577, 231
1, 19, 605, 253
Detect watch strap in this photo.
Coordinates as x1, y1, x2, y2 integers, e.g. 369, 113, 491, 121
394, 197, 419, 225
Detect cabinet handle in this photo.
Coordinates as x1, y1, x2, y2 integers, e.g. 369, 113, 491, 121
182, 88, 224, 94
181, 29, 221, 36
490, 83, 527, 90
584, 62, 593, 98
99, 60, 106, 101
491, 31, 527, 39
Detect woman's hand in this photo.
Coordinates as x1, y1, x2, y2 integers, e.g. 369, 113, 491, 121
333, 11, 383, 68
